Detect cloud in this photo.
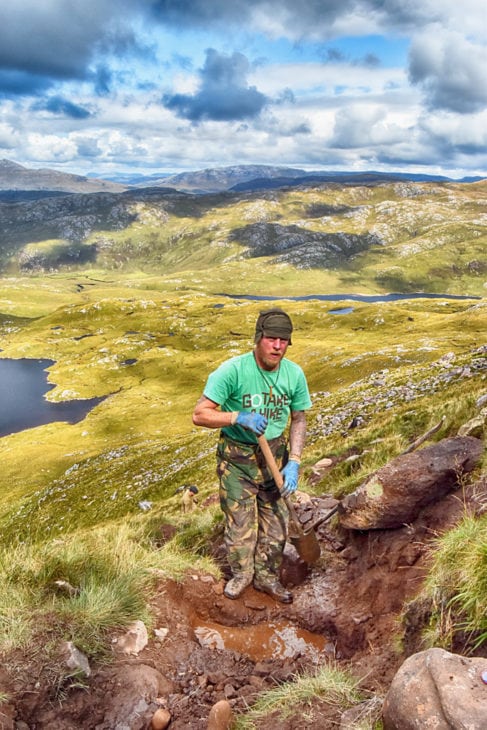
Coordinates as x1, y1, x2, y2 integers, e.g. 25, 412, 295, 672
148, 0, 480, 40
331, 104, 410, 148
0, 70, 53, 97
32, 96, 92, 120
0, 1, 142, 95
162, 49, 268, 122
408, 29, 487, 113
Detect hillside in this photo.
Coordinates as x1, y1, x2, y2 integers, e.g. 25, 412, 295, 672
0, 173, 485, 727
0, 179, 486, 298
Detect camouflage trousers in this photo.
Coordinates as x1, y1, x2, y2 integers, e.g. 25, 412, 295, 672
216, 433, 289, 582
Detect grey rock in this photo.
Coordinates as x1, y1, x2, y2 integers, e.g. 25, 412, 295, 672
383, 648, 487, 730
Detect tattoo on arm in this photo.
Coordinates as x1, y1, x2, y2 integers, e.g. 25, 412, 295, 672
289, 411, 306, 456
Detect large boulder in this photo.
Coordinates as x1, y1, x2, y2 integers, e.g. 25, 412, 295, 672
382, 648, 487, 729
339, 436, 483, 529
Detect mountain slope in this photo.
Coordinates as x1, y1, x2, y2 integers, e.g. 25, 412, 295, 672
0, 159, 126, 194
0, 179, 485, 297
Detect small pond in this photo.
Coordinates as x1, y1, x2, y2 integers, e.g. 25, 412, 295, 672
0, 358, 104, 438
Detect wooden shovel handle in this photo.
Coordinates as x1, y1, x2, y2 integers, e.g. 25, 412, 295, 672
257, 435, 306, 537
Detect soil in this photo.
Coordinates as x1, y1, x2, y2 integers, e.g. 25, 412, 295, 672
1, 478, 486, 730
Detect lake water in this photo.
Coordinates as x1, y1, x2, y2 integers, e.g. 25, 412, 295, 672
0, 358, 104, 438
220, 292, 481, 303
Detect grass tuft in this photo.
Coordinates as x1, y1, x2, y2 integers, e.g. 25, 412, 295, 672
233, 663, 366, 728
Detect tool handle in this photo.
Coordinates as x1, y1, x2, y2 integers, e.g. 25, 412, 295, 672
257, 435, 306, 537
311, 504, 339, 530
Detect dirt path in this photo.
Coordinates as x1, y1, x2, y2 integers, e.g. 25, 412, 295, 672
2, 481, 486, 729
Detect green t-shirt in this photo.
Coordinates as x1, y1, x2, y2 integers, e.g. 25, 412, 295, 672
203, 351, 312, 443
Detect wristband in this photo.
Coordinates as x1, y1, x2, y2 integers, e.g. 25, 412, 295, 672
230, 411, 239, 425
289, 454, 301, 464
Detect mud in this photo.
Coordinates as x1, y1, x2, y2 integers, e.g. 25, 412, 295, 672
1, 478, 486, 729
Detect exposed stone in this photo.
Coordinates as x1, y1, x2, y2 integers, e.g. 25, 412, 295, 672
151, 707, 171, 730
60, 640, 91, 677
207, 699, 234, 730
382, 648, 487, 730
457, 415, 485, 439
116, 620, 148, 655
339, 436, 483, 529
102, 664, 171, 730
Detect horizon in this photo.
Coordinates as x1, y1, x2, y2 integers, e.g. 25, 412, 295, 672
2, 157, 485, 184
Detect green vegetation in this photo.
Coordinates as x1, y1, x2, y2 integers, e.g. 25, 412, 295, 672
419, 514, 487, 651
1, 180, 486, 296
0, 519, 219, 655
234, 664, 378, 729
0, 179, 485, 721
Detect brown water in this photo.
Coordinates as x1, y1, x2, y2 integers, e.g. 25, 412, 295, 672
193, 619, 328, 662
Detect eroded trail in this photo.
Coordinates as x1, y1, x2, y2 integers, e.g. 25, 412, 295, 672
3, 481, 485, 729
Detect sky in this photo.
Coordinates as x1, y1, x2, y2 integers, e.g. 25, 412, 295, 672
0, 0, 486, 179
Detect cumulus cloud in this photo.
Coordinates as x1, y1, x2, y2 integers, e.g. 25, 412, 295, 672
331, 104, 406, 148
163, 49, 268, 122
409, 29, 487, 113
0, 0, 142, 94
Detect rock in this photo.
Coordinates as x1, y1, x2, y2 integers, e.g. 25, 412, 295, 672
339, 436, 483, 529
151, 707, 171, 730
60, 640, 91, 677
207, 699, 234, 730
310, 457, 333, 484
457, 415, 485, 439
102, 664, 172, 729
116, 620, 148, 655
154, 627, 169, 642
382, 648, 487, 729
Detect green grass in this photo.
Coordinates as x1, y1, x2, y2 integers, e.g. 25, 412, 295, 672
0, 519, 219, 656
420, 513, 487, 651
233, 664, 374, 729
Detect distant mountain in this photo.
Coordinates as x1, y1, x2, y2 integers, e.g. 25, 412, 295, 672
229, 170, 485, 192
0, 160, 126, 194
2, 159, 484, 197
136, 165, 309, 193
121, 165, 484, 194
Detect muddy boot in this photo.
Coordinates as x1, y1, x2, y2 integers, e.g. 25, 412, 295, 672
253, 577, 293, 604
223, 573, 253, 599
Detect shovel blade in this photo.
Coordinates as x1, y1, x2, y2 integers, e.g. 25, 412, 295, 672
290, 532, 321, 564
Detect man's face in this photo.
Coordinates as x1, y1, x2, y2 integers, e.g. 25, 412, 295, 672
254, 336, 289, 371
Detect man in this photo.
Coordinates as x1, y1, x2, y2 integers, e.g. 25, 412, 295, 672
192, 308, 312, 603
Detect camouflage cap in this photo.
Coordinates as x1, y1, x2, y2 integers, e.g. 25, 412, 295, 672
254, 308, 293, 344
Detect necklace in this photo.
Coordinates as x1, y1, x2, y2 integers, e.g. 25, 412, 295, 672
253, 353, 280, 398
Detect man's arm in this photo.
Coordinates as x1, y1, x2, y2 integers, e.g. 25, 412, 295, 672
192, 396, 234, 429
288, 410, 307, 460
193, 396, 268, 435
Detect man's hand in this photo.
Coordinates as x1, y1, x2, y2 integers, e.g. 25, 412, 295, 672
281, 460, 299, 498
235, 411, 268, 435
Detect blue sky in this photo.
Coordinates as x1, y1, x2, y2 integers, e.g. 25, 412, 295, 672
0, 0, 486, 178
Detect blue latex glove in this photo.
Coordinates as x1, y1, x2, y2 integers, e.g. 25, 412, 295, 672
281, 459, 299, 498
235, 411, 268, 435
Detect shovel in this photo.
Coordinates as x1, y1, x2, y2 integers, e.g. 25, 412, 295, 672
257, 435, 338, 564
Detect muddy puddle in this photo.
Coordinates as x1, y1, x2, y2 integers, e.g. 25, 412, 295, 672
193, 619, 330, 663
